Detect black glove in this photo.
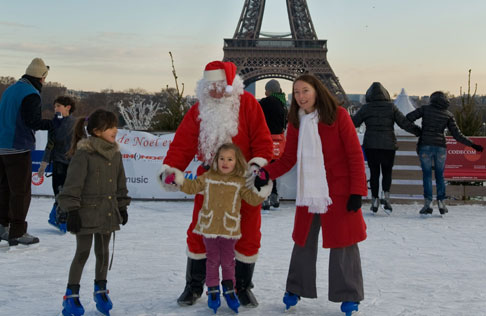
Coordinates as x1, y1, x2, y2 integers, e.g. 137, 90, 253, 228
67, 210, 81, 233
119, 207, 128, 225
346, 194, 362, 212
254, 168, 269, 191
57, 210, 68, 224
471, 144, 484, 152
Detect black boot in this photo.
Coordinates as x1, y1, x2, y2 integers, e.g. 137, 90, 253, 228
177, 258, 206, 306
235, 260, 258, 307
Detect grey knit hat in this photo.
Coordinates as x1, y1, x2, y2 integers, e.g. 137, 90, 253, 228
265, 79, 281, 94
25, 58, 49, 78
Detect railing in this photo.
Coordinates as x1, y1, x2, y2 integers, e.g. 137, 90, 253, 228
224, 38, 327, 49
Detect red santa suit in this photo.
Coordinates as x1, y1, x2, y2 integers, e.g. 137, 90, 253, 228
162, 66, 273, 262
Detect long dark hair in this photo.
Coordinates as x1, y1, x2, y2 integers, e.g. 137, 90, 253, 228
68, 108, 118, 157
287, 74, 340, 129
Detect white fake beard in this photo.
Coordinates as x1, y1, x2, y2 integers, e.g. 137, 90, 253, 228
196, 77, 244, 164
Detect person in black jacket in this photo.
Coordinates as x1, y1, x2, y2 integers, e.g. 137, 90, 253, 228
0, 58, 60, 246
353, 82, 421, 214
406, 91, 483, 215
259, 79, 287, 210
37, 96, 77, 232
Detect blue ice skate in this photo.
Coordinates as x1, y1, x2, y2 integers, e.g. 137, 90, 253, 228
48, 203, 67, 233
62, 285, 84, 316
283, 291, 300, 310
222, 280, 240, 313
93, 280, 113, 316
340, 301, 359, 316
207, 286, 221, 314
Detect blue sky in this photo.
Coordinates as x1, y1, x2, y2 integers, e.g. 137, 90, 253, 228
1, 0, 485, 98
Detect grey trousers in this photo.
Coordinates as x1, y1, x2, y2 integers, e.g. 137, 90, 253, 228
68, 233, 111, 284
286, 214, 364, 302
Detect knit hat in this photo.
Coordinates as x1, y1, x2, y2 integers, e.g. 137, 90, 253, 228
203, 61, 237, 93
25, 58, 49, 78
265, 79, 281, 94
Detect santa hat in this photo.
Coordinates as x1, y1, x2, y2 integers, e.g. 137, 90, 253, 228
203, 61, 237, 94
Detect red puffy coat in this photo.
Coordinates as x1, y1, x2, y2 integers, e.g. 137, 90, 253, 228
265, 107, 368, 248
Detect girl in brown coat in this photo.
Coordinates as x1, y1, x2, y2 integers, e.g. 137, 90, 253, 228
165, 143, 272, 313
57, 109, 130, 316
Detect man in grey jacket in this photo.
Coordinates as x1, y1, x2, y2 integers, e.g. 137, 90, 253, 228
406, 91, 483, 215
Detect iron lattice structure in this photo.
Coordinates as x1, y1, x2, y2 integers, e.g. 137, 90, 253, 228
223, 0, 348, 104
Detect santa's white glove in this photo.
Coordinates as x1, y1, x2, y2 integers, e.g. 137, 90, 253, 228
37, 161, 48, 178
157, 165, 180, 192
245, 163, 261, 188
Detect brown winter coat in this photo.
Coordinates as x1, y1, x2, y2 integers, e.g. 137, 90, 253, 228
58, 137, 131, 235
169, 167, 272, 239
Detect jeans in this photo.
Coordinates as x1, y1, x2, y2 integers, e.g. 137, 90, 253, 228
418, 145, 447, 201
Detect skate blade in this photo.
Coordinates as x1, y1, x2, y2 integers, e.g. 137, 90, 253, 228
383, 209, 392, 216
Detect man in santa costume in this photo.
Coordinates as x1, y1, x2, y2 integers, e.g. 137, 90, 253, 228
158, 61, 273, 307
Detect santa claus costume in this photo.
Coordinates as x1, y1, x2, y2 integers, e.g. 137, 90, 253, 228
158, 61, 273, 307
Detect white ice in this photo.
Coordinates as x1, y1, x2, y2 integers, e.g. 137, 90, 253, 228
1, 198, 485, 316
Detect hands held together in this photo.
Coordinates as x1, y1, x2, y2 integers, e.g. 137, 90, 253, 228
253, 168, 269, 191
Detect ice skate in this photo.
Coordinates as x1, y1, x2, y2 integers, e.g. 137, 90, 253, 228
93, 280, 112, 316
62, 284, 84, 316
419, 199, 433, 216
437, 200, 448, 215
269, 192, 280, 209
370, 197, 379, 213
48, 203, 67, 233
222, 280, 240, 313
207, 286, 221, 314
340, 301, 359, 316
283, 291, 300, 310
381, 191, 392, 215
262, 198, 271, 211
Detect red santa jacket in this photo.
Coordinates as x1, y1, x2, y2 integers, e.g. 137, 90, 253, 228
163, 91, 273, 172
265, 106, 368, 248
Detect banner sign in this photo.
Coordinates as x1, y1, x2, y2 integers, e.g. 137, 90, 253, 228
444, 136, 486, 180
31, 129, 299, 200
31, 130, 201, 199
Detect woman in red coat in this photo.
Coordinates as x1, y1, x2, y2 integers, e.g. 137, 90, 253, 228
260, 74, 367, 316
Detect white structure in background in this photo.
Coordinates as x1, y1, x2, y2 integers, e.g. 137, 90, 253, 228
394, 88, 421, 135
117, 97, 160, 130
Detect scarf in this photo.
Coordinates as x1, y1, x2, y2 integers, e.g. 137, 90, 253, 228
296, 109, 332, 213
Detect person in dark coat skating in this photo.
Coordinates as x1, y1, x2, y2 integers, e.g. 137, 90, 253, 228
406, 91, 483, 215
352, 82, 421, 214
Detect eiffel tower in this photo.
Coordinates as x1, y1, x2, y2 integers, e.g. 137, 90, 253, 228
223, 0, 348, 104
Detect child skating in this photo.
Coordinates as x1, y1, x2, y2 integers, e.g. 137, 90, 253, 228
57, 109, 131, 316
162, 143, 272, 314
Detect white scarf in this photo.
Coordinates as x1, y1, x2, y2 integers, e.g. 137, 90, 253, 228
296, 109, 332, 213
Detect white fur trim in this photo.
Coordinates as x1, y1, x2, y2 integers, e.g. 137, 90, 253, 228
225, 85, 233, 93
252, 179, 273, 198
248, 157, 268, 168
193, 230, 241, 240
204, 69, 225, 82
186, 248, 207, 260
235, 250, 258, 263
157, 164, 180, 192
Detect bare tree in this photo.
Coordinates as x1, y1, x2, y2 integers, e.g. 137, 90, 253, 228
151, 52, 191, 131
117, 96, 161, 130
